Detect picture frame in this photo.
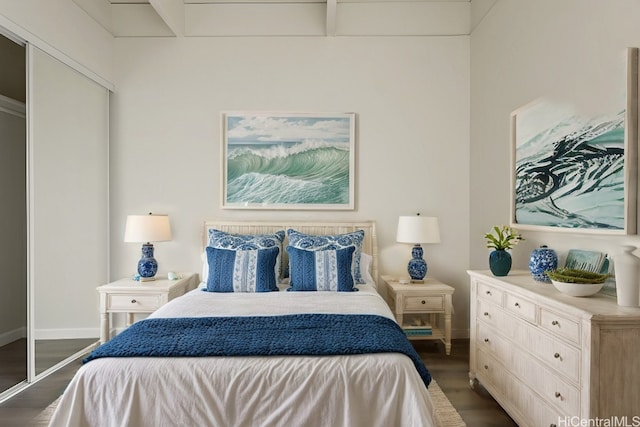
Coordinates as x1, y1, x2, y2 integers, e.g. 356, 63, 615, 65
510, 47, 638, 234
221, 112, 356, 210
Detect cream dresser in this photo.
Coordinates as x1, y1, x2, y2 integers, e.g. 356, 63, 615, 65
468, 270, 640, 427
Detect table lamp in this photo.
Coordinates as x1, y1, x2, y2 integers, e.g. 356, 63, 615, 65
124, 213, 172, 281
396, 214, 440, 283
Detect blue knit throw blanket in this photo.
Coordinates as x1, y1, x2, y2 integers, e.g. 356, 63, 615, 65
84, 313, 431, 388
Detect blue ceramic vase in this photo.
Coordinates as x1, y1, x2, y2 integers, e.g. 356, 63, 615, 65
529, 245, 558, 282
489, 250, 512, 276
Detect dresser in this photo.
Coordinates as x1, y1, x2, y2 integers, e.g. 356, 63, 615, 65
468, 270, 640, 427
97, 273, 200, 343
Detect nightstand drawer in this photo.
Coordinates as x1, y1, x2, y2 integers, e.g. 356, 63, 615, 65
404, 295, 444, 311
107, 294, 163, 311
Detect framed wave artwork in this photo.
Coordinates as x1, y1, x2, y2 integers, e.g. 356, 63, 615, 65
510, 48, 639, 234
221, 112, 356, 210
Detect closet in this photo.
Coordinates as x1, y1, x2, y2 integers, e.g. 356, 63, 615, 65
0, 33, 26, 396
0, 30, 109, 401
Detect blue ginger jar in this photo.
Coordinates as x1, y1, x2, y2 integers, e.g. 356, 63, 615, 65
529, 245, 558, 282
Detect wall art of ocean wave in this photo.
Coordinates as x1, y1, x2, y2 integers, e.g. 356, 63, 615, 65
226, 140, 350, 205
514, 109, 626, 230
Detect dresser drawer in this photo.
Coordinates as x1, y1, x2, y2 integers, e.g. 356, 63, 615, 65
477, 281, 504, 306
477, 299, 505, 330
107, 294, 163, 311
540, 372, 581, 416
477, 322, 510, 360
508, 343, 581, 415
404, 295, 444, 311
531, 332, 581, 383
476, 348, 507, 393
505, 293, 537, 323
539, 308, 581, 345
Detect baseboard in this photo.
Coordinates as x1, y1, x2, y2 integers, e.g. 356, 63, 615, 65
452, 328, 470, 340
34, 327, 99, 340
0, 326, 27, 347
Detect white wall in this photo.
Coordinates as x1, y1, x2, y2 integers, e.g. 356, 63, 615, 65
110, 36, 471, 336
471, 1, 640, 272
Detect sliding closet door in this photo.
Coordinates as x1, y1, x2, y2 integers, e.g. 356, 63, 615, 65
0, 95, 26, 395
28, 46, 109, 378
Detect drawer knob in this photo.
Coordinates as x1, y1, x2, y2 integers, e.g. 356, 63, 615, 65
484, 338, 490, 343
421, 300, 426, 304
483, 365, 489, 370
551, 425, 557, 427
552, 320, 559, 326
484, 312, 489, 317
554, 352, 561, 359
131, 299, 137, 304
514, 302, 520, 308
485, 290, 492, 295
555, 392, 562, 399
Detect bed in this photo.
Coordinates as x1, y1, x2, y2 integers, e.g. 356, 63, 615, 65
49, 220, 437, 427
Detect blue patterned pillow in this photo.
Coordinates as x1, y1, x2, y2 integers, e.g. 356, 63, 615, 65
208, 229, 285, 280
287, 246, 356, 292
287, 229, 365, 284
205, 246, 279, 292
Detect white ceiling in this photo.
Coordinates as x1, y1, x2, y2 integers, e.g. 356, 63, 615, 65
73, 0, 493, 37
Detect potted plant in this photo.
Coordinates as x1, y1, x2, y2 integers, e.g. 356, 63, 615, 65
484, 225, 524, 276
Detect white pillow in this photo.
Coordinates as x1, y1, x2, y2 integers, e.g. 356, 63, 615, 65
201, 250, 209, 283
360, 252, 375, 286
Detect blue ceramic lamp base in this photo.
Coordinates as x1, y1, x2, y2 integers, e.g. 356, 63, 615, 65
137, 242, 158, 282
407, 244, 427, 283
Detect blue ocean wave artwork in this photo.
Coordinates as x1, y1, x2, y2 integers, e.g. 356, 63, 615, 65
514, 101, 625, 229
224, 114, 353, 206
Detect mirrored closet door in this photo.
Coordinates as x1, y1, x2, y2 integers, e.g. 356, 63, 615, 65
0, 29, 109, 401
0, 33, 27, 396
28, 45, 109, 378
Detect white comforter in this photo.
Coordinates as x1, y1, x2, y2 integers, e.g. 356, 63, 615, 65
49, 284, 436, 427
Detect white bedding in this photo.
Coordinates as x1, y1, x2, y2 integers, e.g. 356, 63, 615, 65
50, 285, 436, 427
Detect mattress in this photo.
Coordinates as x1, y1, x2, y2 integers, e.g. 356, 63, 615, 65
49, 283, 436, 427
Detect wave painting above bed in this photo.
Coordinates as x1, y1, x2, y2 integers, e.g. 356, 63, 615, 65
222, 112, 355, 210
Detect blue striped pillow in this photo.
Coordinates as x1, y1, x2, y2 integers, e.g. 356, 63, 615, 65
205, 246, 279, 293
208, 229, 285, 280
287, 246, 356, 292
287, 229, 365, 284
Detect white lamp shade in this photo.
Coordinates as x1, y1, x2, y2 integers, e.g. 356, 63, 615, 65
124, 214, 172, 243
396, 215, 440, 244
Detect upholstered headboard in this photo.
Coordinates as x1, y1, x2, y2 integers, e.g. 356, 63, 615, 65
204, 220, 378, 286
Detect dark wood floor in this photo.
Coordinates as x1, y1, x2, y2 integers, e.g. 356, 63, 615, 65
0, 339, 518, 426
415, 339, 518, 426
0, 340, 26, 392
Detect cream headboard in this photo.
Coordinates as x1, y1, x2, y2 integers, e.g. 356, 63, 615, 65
204, 220, 378, 286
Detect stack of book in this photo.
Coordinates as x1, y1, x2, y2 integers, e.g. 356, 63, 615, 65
403, 318, 432, 337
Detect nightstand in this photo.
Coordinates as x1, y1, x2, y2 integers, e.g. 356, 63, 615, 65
97, 273, 200, 343
381, 275, 455, 355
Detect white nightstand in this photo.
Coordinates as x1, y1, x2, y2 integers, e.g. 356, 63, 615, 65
97, 273, 200, 343
381, 275, 455, 355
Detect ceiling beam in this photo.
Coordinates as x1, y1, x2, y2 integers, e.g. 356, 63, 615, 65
148, 0, 184, 36
326, 0, 337, 36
